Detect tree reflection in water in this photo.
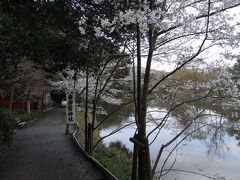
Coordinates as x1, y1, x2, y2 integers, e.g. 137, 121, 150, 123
100, 103, 240, 180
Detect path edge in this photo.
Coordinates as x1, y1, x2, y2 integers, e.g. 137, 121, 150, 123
72, 129, 119, 180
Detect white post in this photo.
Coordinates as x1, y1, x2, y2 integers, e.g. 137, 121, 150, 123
65, 90, 76, 134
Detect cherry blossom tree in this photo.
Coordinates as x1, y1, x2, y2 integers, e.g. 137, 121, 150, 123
82, 0, 240, 179
51, 48, 131, 154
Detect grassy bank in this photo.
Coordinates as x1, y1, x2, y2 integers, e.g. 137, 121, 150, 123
14, 109, 42, 123
77, 111, 132, 180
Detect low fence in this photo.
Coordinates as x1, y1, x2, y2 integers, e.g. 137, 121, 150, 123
72, 128, 119, 180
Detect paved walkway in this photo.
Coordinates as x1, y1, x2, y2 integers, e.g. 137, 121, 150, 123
0, 107, 105, 180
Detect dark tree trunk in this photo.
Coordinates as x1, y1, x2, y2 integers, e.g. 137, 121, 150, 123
136, 1, 156, 179
131, 134, 139, 180
85, 67, 89, 152
136, 22, 153, 180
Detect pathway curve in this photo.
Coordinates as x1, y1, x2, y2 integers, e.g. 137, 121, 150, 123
0, 107, 105, 180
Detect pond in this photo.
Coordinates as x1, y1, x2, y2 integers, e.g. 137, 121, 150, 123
100, 106, 240, 180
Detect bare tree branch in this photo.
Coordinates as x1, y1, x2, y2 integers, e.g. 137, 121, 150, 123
159, 168, 223, 180
94, 100, 133, 130
93, 121, 136, 149
149, 0, 212, 94
157, 3, 240, 37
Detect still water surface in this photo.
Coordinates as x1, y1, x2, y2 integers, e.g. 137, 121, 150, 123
100, 106, 240, 180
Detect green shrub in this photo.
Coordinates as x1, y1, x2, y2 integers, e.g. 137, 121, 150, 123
0, 107, 16, 154
95, 142, 133, 180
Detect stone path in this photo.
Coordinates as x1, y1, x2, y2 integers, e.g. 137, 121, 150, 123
0, 107, 105, 180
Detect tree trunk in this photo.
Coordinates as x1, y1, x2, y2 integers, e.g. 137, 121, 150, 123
131, 134, 139, 180
138, 34, 156, 180
90, 100, 96, 154
27, 91, 31, 115
136, 21, 153, 180
27, 100, 31, 115
9, 86, 15, 114
41, 90, 45, 110
85, 67, 89, 152
136, 0, 156, 177
88, 122, 93, 155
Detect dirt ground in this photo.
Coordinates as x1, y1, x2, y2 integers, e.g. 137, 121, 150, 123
0, 107, 106, 180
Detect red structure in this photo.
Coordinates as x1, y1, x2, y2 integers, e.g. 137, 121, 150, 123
0, 98, 28, 110
0, 98, 10, 107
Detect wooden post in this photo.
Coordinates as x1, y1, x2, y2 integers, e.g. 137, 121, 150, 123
27, 100, 31, 114
87, 122, 93, 155
65, 124, 70, 135
41, 90, 45, 110
27, 91, 31, 115
131, 134, 138, 180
